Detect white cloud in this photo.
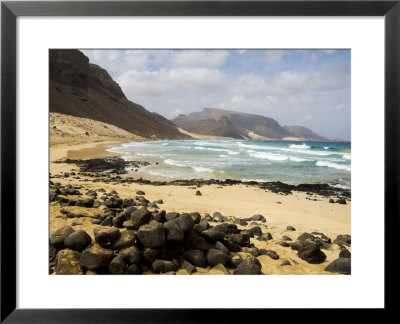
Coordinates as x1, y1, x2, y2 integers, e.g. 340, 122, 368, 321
304, 115, 313, 120
116, 67, 226, 98
168, 50, 229, 68
169, 108, 185, 118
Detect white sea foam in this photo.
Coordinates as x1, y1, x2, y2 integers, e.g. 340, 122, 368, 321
316, 161, 351, 171
164, 159, 186, 167
342, 153, 351, 160
193, 166, 213, 173
289, 143, 310, 149
249, 152, 288, 161
323, 146, 330, 150
289, 156, 306, 162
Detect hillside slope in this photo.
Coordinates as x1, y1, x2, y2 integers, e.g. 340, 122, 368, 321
283, 126, 328, 141
49, 49, 190, 140
177, 116, 248, 139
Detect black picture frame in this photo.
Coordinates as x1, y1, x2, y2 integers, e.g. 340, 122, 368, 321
1, 0, 398, 321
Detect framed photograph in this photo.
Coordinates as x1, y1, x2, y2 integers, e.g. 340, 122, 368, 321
1, 0, 398, 321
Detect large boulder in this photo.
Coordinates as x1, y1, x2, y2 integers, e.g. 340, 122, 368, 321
339, 246, 351, 258
325, 258, 351, 274
230, 233, 250, 246
151, 259, 176, 274
175, 214, 195, 233
110, 230, 136, 250
165, 212, 180, 221
201, 229, 225, 242
184, 232, 209, 251
297, 242, 326, 264
333, 234, 351, 246
141, 248, 160, 264
163, 221, 184, 244
190, 212, 201, 224
55, 249, 83, 275
136, 222, 165, 248
64, 230, 91, 251
120, 245, 141, 264
80, 245, 114, 270
206, 249, 229, 267
109, 256, 126, 274
183, 250, 206, 267
93, 228, 121, 247
233, 256, 262, 275
50, 226, 75, 249
130, 207, 152, 228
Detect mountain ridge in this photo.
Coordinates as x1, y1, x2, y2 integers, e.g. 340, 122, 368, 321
172, 108, 328, 141
49, 49, 190, 140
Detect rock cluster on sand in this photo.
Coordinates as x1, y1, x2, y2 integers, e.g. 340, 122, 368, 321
49, 182, 351, 275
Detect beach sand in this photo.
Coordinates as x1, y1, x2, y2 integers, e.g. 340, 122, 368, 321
50, 138, 351, 275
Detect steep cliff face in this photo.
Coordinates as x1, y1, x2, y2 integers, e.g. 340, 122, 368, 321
49, 49, 190, 139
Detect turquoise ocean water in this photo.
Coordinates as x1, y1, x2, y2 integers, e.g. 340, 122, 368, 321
108, 140, 351, 189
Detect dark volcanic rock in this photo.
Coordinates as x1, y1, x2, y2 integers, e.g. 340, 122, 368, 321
100, 216, 113, 227
193, 221, 210, 234
233, 256, 262, 275
282, 235, 292, 241
181, 260, 197, 274
339, 246, 351, 259
125, 264, 142, 274
211, 263, 230, 274
325, 258, 351, 274
257, 232, 273, 241
141, 248, 160, 264
154, 210, 166, 223
136, 222, 165, 248
333, 234, 351, 246
297, 242, 327, 264
80, 245, 114, 270
184, 232, 209, 251
109, 256, 126, 274
50, 226, 75, 249
228, 254, 243, 268
183, 249, 206, 267
120, 245, 141, 264
130, 207, 152, 228
248, 226, 262, 237
93, 228, 121, 247
160, 244, 184, 260
230, 233, 250, 246
165, 212, 180, 221
190, 212, 201, 224
297, 232, 316, 242
151, 259, 176, 274
240, 247, 260, 257
163, 221, 184, 244
287, 226, 296, 231
206, 249, 229, 267
64, 230, 92, 251
136, 190, 145, 195
175, 214, 195, 233
110, 230, 136, 250
259, 249, 279, 260
201, 229, 225, 242
251, 214, 266, 222
215, 241, 230, 255
55, 249, 83, 275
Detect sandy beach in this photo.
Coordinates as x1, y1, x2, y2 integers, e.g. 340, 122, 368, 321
50, 137, 351, 275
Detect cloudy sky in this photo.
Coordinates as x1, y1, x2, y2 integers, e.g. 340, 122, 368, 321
82, 49, 351, 140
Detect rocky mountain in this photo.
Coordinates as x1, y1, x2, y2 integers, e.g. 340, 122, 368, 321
172, 108, 326, 140
283, 126, 328, 141
49, 49, 189, 140
177, 116, 248, 139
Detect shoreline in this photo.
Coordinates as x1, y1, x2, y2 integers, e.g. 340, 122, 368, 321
50, 139, 351, 275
